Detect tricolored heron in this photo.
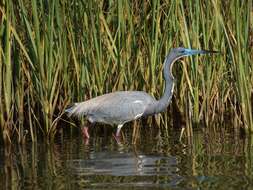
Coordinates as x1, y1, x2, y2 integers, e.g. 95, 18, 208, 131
66, 47, 218, 140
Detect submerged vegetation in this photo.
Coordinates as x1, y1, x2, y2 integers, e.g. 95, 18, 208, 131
0, 0, 252, 143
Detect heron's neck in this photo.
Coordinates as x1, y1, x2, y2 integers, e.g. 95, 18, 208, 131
155, 54, 175, 113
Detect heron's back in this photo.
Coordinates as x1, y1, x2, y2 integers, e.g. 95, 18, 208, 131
66, 91, 157, 125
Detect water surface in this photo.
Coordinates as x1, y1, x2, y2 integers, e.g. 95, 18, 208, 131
1, 126, 253, 189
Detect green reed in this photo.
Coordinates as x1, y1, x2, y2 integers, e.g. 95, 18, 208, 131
0, 0, 252, 143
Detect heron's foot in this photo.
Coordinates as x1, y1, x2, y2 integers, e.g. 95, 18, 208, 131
82, 137, 89, 145
82, 126, 90, 139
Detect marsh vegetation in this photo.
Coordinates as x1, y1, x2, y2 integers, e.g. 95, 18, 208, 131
0, 0, 252, 144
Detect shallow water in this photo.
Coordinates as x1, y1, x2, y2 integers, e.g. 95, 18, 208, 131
1, 126, 253, 189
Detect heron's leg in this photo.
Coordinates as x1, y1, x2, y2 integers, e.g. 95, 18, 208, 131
179, 127, 185, 142
116, 124, 124, 137
82, 126, 89, 139
82, 122, 95, 139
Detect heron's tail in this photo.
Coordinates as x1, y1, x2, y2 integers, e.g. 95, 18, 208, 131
65, 103, 78, 116
65, 102, 86, 117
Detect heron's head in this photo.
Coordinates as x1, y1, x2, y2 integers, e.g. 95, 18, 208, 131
173, 47, 219, 59
166, 47, 219, 79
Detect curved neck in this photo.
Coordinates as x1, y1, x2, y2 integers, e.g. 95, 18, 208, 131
155, 53, 176, 113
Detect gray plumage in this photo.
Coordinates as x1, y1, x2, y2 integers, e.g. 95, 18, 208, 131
66, 91, 156, 124
66, 47, 218, 137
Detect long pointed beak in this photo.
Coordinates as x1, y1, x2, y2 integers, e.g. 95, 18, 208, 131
185, 48, 219, 55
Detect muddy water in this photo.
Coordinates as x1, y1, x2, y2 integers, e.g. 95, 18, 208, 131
1, 126, 253, 189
